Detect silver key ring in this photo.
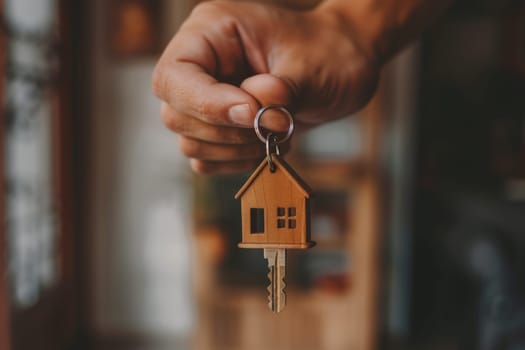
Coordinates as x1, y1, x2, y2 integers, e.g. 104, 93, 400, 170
254, 105, 295, 144
266, 133, 280, 172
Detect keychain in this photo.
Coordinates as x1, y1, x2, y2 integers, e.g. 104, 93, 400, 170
235, 105, 315, 313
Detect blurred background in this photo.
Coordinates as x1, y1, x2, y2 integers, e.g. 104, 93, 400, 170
0, 0, 524, 349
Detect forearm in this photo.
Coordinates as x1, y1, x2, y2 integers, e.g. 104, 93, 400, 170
317, 0, 454, 63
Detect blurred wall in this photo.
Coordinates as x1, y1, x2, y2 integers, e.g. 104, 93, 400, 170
88, 0, 195, 339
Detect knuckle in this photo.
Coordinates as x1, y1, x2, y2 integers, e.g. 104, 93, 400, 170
179, 138, 201, 158
160, 104, 174, 126
191, 1, 212, 15
226, 132, 244, 145
161, 106, 184, 133
194, 98, 218, 124
190, 159, 209, 174
151, 65, 169, 100
253, 148, 264, 159
191, 160, 223, 175
191, 159, 257, 175
192, 0, 230, 16
223, 145, 245, 159
232, 129, 257, 144
245, 144, 264, 158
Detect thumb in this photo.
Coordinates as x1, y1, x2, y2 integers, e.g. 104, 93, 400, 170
240, 73, 297, 132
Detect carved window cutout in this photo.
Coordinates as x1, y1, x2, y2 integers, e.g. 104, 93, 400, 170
250, 208, 265, 234
277, 207, 297, 229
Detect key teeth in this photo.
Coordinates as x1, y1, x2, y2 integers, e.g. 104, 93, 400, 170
267, 269, 287, 313
264, 249, 287, 313
280, 267, 286, 311
267, 273, 273, 310
267, 268, 274, 311
266, 274, 273, 310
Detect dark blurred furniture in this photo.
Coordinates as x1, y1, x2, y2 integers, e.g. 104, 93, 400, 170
0, 0, 11, 348
0, 0, 90, 349
410, 1, 525, 349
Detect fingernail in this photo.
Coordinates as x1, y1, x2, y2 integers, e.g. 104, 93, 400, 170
228, 104, 252, 126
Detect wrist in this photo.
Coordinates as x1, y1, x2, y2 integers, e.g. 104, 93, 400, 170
316, 0, 455, 64
314, 0, 388, 65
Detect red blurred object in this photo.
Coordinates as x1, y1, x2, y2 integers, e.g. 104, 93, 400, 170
313, 274, 350, 294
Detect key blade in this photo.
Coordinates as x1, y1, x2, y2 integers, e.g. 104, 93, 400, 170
267, 265, 286, 313
264, 249, 286, 313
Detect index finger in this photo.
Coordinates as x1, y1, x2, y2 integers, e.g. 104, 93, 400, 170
152, 20, 260, 127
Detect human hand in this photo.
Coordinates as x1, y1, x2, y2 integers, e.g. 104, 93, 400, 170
153, 0, 380, 174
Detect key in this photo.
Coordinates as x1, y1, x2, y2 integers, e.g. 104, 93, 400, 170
235, 106, 315, 313
264, 248, 286, 313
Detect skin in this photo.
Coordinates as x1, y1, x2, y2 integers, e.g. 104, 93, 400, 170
153, 0, 454, 174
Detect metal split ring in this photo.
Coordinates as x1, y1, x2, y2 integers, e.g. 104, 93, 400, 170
254, 105, 294, 172
254, 105, 295, 144
265, 133, 280, 172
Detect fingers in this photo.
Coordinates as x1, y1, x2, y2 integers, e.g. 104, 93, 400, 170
164, 100, 296, 174
181, 137, 263, 175
187, 142, 290, 175
179, 135, 289, 160
241, 74, 295, 108
240, 74, 316, 145
161, 103, 259, 145
152, 3, 299, 131
190, 159, 261, 175
178, 136, 264, 161
152, 2, 306, 174
163, 101, 263, 174
154, 60, 259, 127
240, 74, 296, 132
152, 19, 260, 128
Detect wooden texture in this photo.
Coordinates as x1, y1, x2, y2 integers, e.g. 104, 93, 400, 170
235, 156, 314, 248
237, 242, 315, 249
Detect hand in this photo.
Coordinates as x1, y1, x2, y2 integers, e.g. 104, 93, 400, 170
153, 0, 380, 174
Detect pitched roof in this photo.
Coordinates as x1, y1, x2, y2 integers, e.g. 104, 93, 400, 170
235, 156, 311, 199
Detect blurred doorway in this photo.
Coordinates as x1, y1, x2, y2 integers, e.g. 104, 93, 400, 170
1, 0, 88, 349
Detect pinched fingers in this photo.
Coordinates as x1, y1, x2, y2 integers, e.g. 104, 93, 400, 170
178, 136, 265, 161
151, 9, 260, 128
187, 142, 290, 174
178, 135, 290, 174
161, 99, 296, 174
179, 137, 263, 174
190, 159, 262, 175
178, 133, 290, 161
161, 103, 259, 145
153, 61, 258, 127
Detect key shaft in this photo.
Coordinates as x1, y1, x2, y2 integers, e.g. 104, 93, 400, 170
264, 248, 286, 313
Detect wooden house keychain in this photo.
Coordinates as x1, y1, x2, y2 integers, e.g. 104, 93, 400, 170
235, 105, 315, 313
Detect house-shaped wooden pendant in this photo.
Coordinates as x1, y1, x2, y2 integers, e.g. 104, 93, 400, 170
235, 155, 315, 249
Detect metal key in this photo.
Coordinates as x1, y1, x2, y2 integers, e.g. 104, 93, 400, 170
264, 248, 286, 313
236, 107, 314, 313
